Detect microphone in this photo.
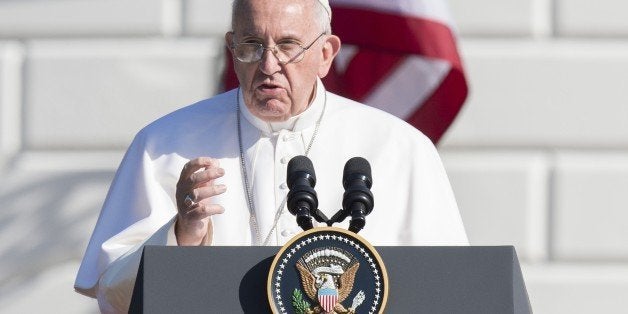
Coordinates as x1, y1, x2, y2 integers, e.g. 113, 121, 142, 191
286, 156, 318, 231
342, 157, 374, 233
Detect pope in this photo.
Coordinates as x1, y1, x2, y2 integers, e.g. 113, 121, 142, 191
75, 0, 468, 312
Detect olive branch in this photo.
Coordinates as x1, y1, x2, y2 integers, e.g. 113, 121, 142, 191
292, 288, 311, 314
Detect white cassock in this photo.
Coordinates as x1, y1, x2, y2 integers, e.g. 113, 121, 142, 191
74, 78, 468, 313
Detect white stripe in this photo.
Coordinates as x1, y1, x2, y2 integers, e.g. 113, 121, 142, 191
319, 294, 337, 312
330, 0, 454, 26
335, 45, 358, 75
364, 56, 450, 119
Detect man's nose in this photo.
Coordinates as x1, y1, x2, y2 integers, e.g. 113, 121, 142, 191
259, 48, 282, 75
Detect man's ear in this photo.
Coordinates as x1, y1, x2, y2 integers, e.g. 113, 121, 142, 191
225, 31, 234, 52
318, 35, 341, 78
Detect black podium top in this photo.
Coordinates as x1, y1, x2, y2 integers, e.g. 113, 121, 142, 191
130, 246, 531, 314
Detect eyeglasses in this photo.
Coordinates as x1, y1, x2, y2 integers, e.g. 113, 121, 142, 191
230, 32, 327, 64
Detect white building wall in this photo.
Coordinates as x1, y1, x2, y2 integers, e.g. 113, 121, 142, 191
0, 1, 626, 313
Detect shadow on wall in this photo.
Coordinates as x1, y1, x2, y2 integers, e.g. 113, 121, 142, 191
0, 169, 114, 294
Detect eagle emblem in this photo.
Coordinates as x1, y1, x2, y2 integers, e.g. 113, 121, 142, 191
294, 248, 365, 314
267, 228, 387, 314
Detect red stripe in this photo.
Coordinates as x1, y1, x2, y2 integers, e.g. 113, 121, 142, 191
331, 6, 462, 67
407, 67, 467, 143
319, 294, 337, 312
329, 50, 405, 101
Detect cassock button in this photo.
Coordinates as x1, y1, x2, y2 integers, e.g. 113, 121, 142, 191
280, 156, 290, 164
279, 182, 287, 189
282, 134, 295, 142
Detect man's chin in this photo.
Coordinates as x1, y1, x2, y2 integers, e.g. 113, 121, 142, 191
251, 102, 291, 122
256, 111, 291, 122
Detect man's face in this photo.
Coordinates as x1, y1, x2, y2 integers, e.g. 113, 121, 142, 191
227, 0, 336, 122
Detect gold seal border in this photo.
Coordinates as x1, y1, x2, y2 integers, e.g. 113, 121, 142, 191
267, 226, 389, 314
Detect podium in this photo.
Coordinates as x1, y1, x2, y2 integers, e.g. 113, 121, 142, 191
130, 246, 532, 313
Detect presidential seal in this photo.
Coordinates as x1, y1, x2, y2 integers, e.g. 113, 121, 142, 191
268, 227, 388, 314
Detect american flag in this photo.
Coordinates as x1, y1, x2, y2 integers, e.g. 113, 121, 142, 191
324, 0, 468, 144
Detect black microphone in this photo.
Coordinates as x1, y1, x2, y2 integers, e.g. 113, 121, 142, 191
342, 157, 374, 233
286, 156, 318, 231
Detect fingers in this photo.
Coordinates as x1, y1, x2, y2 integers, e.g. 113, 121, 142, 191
182, 184, 227, 214
178, 157, 221, 183
189, 184, 227, 201
176, 157, 227, 221
181, 157, 218, 176
189, 167, 225, 187
175, 157, 226, 246
179, 203, 226, 221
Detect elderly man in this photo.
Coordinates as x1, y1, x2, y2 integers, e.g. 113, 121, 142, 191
75, 0, 468, 312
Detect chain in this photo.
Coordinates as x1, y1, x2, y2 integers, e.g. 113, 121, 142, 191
237, 88, 327, 245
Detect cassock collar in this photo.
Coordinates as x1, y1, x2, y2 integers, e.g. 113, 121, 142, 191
239, 78, 326, 134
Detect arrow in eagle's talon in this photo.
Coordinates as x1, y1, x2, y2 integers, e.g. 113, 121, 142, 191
349, 290, 365, 310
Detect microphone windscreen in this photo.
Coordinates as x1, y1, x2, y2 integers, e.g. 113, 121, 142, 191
343, 157, 372, 188
287, 155, 316, 188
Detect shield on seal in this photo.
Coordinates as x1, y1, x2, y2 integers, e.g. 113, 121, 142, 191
317, 287, 338, 312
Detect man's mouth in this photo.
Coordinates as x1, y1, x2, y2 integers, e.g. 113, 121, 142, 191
257, 83, 284, 95
259, 83, 281, 90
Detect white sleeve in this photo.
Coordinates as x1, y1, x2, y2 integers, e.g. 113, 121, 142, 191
96, 217, 178, 313
411, 134, 469, 245
75, 129, 179, 300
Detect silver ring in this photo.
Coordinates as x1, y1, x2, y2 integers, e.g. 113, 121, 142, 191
184, 194, 196, 207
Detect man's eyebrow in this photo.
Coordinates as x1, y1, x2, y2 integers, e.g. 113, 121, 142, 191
240, 31, 260, 37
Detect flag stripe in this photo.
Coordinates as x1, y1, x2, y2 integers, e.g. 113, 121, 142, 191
331, 0, 454, 25
332, 6, 462, 64
364, 55, 450, 118
330, 49, 404, 101
407, 65, 467, 143
318, 294, 338, 312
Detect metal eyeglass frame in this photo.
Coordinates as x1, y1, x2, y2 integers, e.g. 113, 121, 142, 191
230, 32, 327, 64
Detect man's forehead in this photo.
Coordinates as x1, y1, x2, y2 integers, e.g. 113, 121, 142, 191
233, 1, 316, 36
236, 29, 305, 40
234, 0, 330, 22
